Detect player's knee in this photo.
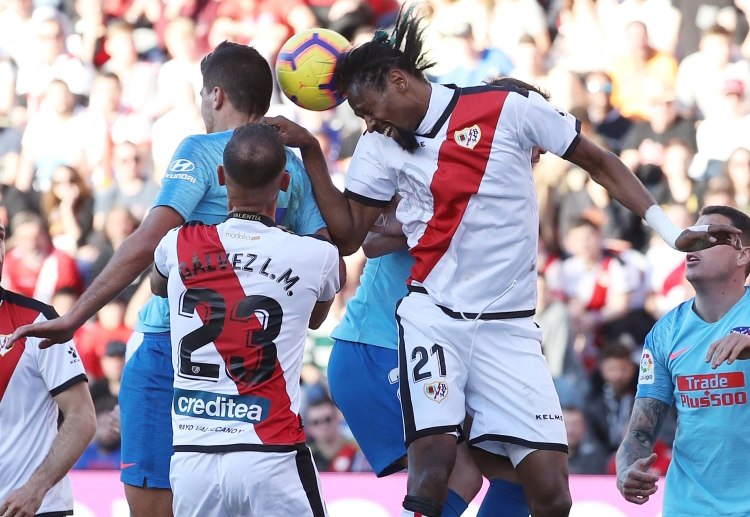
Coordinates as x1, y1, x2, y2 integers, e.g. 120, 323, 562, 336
448, 455, 483, 501
527, 484, 572, 517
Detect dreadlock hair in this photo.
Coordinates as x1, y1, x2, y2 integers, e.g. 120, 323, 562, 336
333, 5, 435, 95
223, 123, 287, 189
486, 76, 550, 101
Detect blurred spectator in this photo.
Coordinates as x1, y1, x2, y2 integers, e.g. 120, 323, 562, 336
660, 140, 702, 213
101, 21, 158, 113
430, 24, 513, 87
78, 72, 152, 189
604, 0, 680, 56
675, 25, 750, 120
83, 206, 141, 294
305, 0, 374, 41
645, 204, 694, 317
76, 299, 132, 378
510, 34, 585, 110
490, 0, 550, 56
150, 79, 204, 177
305, 397, 369, 472
68, 0, 109, 66
2, 211, 83, 303
584, 71, 633, 155
15, 79, 88, 192
551, 0, 608, 74
89, 339, 126, 405
564, 404, 609, 474
620, 84, 697, 188
675, 0, 740, 59
0, 0, 35, 66
0, 183, 34, 239
213, 1, 294, 63
693, 79, 750, 178
723, 146, 750, 210
0, 57, 23, 185
608, 20, 678, 121
15, 8, 94, 105
40, 165, 94, 255
548, 218, 636, 367
73, 405, 121, 470
585, 343, 638, 453
93, 141, 158, 229
153, 17, 203, 114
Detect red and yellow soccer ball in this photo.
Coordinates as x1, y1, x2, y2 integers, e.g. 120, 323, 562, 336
275, 28, 350, 112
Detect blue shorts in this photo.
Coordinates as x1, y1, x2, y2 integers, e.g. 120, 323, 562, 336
119, 331, 173, 489
327, 339, 406, 477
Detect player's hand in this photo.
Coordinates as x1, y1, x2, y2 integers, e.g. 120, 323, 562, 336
674, 224, 742, 252
3, 315, 77, 352
262, 116, 318, 149
617, 453, 660, 505
0, 482, 45, 517
706, 333, 750, 368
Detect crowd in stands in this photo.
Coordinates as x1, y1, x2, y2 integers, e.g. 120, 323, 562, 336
1, 0, 748, 476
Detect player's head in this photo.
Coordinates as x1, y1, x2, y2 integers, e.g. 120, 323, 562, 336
200, 42, 273, 133
220, 123, 288, 204
688, 206, 750, 281
333, 6, 435, 152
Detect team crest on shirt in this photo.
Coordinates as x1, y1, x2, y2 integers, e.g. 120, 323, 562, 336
639, 348, 655, 384
424, 381, 449, 403
454, 125, 481, 150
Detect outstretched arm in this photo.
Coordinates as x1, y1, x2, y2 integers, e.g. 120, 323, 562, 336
0, 382, 95, 516
264, 116, 383, 255
616, 397, 669, 504
568, 135, 740, 251
6, 206, 184, 349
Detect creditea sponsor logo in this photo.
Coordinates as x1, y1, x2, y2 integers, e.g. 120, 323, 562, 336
677, 372, 747, 408
173, 388, 269, 423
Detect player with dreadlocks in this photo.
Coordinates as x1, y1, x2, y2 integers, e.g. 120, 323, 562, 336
265, 8, 740, 517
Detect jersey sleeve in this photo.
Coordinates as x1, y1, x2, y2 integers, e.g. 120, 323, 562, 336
152, 135, 214, 221
636, 319, 674, 405
517, 91, 581, 159
284, 151, 326, 235
32, 315, 87, 396
153, 228, 179, 278
344, 133, 397, 207
318, 242, 341, 302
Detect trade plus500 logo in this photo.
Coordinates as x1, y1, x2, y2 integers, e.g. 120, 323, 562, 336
174, 389, 269, 423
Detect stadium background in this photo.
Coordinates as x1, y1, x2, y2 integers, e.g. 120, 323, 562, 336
0, 0, 745, 512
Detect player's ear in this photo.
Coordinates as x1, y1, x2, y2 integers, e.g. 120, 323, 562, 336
217, 165, 225, 186
213, 86, 224, 110
390, 69, 407, 93
279, 171, 291, 192
738, 244, 750, 270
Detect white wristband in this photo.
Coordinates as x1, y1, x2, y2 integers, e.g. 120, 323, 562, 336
644, 205, 683, 249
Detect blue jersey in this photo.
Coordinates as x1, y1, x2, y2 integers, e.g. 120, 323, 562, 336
135, 130, 325, 333
637, 288, 750, 516
331, 250, 413, 349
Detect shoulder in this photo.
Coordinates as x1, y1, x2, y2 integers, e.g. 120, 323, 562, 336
2, 289, 58, 322
650, 300, 692, 341
294, 232, 338, 254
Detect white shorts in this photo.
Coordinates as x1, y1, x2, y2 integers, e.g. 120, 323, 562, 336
170, 446, 327, 517
396, 290, 567, 466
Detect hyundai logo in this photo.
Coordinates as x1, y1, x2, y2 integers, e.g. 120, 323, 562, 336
169, 159, 196, 172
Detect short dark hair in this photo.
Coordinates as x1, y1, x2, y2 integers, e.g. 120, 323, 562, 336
700, 205, 750, 246
333, 6, 435, 95
200, 42, 272, 118
223, 123, 286, 189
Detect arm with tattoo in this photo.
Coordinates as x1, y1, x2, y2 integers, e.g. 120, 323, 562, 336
615, 397, 669, 504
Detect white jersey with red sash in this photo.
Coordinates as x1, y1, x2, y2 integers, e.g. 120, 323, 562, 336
154, 213, 339, 452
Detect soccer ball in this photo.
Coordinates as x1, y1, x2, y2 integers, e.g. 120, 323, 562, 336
275, 28, 350, 112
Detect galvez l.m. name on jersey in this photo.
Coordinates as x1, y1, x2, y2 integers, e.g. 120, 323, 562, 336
178, 251, 299, 296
